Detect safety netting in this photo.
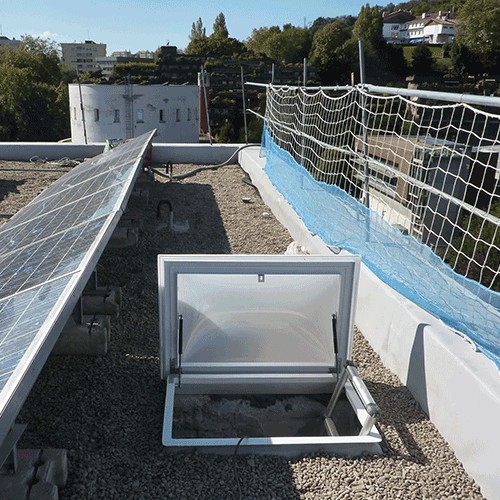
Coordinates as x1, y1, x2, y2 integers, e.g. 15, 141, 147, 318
261, 85, 500, 369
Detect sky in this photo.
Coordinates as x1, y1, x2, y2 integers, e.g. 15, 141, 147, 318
1, 0, 368, 55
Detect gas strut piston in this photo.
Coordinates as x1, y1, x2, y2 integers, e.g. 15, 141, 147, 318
178, 314, 183, 388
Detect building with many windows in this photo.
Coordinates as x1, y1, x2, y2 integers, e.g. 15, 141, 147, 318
61, 40, 107, 73
382, 11, 457, 44
381, 11, 415, 44
68, 83, 199, 143
96, 50, 155, 79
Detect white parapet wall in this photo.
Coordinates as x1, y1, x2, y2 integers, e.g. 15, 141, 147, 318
0, 142, 242, 165
238, 146, 500, 500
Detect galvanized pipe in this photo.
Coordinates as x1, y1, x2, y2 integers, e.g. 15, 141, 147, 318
361, 84, 500, 108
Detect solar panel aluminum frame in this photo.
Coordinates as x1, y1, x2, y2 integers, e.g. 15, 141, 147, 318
158, 254, 382, 454
0, 130, 156, 450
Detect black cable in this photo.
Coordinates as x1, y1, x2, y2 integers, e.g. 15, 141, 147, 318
147, 143, 258, 182
233, 436, 246, 500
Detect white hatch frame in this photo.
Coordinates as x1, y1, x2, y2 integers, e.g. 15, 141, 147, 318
158, 254, 381, 454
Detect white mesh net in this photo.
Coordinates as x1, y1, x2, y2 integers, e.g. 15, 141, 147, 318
263, 84, 500, 368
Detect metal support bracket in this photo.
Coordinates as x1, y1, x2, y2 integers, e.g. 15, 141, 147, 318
324, 361, 381, 437
0, 424, 27, 473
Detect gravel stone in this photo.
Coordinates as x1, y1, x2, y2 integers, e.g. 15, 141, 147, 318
0, 159, 486, 499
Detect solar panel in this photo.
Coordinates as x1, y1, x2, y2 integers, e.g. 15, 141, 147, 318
0, 130, 156, 448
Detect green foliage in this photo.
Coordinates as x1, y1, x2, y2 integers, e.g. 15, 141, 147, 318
245, 26, 280, 56
185, 13, 245, 57
213, 12, 229, 38
448, 201, 500, 291
0, 36, 69, 141
410, 43, 436, 76
245, 25, 311, 64
240, 115, 264, 143
109, 62, 158, 82
75, 71, 102, 84
352, 4, 383, 46
267, 26, 311, 64
190, 18, 206, 40
310, 16, 356, 37
450, 43, 476, 78
393, 0, 467, 16
456, 0, 500, 70
215, 121, 235, 142
309, 22, 348, 67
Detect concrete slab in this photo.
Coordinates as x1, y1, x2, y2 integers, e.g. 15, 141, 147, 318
36, 449, 68, 487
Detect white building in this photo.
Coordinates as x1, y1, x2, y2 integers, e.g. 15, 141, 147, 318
61, 40, 107, 72
382, 11, 414, 44
68, 83, 199, 143
382, 11, 457, 45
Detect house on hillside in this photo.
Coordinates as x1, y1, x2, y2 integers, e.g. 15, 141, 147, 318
382, 10, 415, 44
382, 11, 458, 45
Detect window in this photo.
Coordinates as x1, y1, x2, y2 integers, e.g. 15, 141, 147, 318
137, 109, 144, 122
73, 107, 77, 120
94, 109, 99, 121
176, 109, 181, 122
159, 109, 165, 122
114, 109, 121, 122
187, 108, 191, 121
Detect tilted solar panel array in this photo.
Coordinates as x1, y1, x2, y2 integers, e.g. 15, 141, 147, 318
0, 130, 155, 447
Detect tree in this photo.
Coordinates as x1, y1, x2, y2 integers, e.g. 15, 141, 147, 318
0, 36, 69, 141
185, 13, 245, 56
213, 12, 228, 38
309, 22, 348, 68
411, 43, 436, 76
352, 4, 383, 47
268, 26, 311, 64
450, 43, 476, 79
456, 0, 500, 71
245, 24, 311, 63
245, 26, 281, 56
190, 18, 206, 40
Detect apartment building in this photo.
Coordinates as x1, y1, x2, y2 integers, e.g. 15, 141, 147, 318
61, 40, 107, 72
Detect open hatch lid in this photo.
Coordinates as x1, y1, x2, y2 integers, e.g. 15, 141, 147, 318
158, 255, 360, 378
